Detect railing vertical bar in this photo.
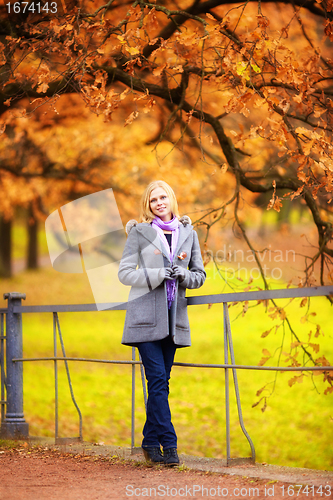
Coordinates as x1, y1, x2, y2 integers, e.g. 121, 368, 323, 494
53, 312, 59, 440
55, 313, 83, 441
223, 303, 231, 462
1, 313, 5, 423
224, 303, 256, 463
131, 347, 135, 450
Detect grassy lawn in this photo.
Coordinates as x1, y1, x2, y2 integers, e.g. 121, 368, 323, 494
0, 261, 332, 471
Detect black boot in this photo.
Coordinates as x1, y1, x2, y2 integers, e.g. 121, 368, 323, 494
163, 448, 179, 466
142, 446, 164, 464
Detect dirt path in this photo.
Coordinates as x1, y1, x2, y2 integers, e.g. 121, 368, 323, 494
0, 446, 331, 500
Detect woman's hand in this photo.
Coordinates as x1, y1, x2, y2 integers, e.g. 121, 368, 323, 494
171, 265, 186, 282
164, 267, 175, 280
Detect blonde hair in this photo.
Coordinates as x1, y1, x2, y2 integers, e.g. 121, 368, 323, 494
140, 180, 180, 223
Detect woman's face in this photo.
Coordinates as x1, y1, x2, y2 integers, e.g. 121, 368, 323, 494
149, 187, 172, 222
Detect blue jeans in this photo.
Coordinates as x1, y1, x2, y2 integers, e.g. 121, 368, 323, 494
137, 335, 177, 449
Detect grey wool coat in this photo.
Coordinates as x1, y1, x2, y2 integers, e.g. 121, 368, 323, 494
118, 216, 206, 347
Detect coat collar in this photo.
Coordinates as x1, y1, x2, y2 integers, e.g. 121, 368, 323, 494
135, 221, 192, 263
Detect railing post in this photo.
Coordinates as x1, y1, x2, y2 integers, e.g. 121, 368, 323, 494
1, 312, 6, 424
0, 292, 29, 439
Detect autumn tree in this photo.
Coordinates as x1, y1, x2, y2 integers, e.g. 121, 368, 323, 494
0, 0, 332, 395
0, 94, 131, 275
1, 1, 332, 276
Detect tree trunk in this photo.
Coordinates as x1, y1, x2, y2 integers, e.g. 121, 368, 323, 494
0, 216, 12, 278
26, 204, 38, 270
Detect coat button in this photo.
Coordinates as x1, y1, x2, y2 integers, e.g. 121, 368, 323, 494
154, 249, 161, 255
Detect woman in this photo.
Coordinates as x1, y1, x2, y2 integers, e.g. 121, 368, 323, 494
118, 180, 206, 466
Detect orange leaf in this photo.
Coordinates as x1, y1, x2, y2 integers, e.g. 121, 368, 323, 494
273, 197, 282, 212
258, 357, 270, 367
153, 64, 167, 76
261, 328, 273, 338
288, 376, 298, 387
124, 111, 139, 127
37, 82, 49, 93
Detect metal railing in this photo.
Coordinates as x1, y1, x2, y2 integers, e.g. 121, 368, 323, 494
0, 286, 333, 466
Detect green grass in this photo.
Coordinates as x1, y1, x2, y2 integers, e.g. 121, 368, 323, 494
0, 264, 332, 471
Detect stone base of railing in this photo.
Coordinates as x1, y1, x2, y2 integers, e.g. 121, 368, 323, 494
0, 420, 29, 439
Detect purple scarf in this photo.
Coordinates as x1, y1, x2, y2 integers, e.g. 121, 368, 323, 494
151, 216, 180, 308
